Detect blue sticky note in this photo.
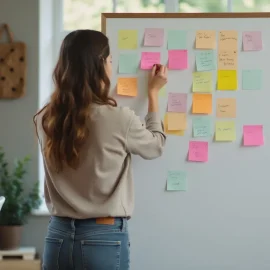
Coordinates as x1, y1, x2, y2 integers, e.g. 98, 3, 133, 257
168, 30, 187, 50
119, 53, 139, 74
196, 50, 215, 71
242, 70, 262, 90
167, 170, 187, 191
193, 117, 211, 137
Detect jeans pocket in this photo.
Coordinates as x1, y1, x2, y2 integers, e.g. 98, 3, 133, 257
42, 237, 63, 270
81, 240, 121, 270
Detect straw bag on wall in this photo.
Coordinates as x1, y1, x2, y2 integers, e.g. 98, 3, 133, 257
0, 24, 27, 99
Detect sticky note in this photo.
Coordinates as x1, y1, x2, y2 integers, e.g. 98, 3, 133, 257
219, 30, 238, 50
193, 117, 211, 137
192, 72, 213, 93
243, 31, 262, 51
196, 50, 215, 71
119, 53, 139, 74
188, 141, 208, 162
218, 50, 238, 70
216, 98, 236, 118
164, 114, 184, 136
167, 113, 186, 131
117, 78, 137, 97
140, 52, 160, 70
168, 50, 188, 70
168, 30, 187, 49
144, 28, 164, 47
192, 93, 212, 114
215, 121, 236, 141
118, 30, 138, 49
243, 125, 264, 146
159, 86, 166, 97
168, 93, 187, 113
242, 70, 262, 90
196, 30, 216, 49
217, 70, 237, 90
167, 171, 187, 191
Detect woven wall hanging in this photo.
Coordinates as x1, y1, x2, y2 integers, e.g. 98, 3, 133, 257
0, 24, 27, 99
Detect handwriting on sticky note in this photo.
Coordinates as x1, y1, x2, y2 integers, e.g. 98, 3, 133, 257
215, 121, 236, 141
168, 93, 187, 113
196, 50, 215, 71
168, 30, 187, 49
218, 50, 238, 70
188, 141, 208, 162
167, 113, 186, 131
242, 70, 262, 90
168, 50, 188, 70
144, 28, 164, 47
217, 70, 237, 90
216, 98, 236, 118
140, 52, 160, 70
243, 31, 262, 51
164, 114, 184, 136
243, 125, 264, 146
192, 72, 213, 93
193, 117, 211, 137
117, 78, 137, 97
167, 171, 187, 191
196, 30, 216, 49
219, 30, 238, 50
118, 30, 138, 49
192, 93, 212, 114
119, 53, 139, 74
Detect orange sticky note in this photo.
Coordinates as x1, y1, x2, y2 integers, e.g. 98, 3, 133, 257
219, 30, 238, 50
117, 78, 137, 97
216, 98, 236, 118
196, 30, 216, 49
192, 93, 212, 114
218, 50, 238, 70
167, 113, 186, 131
164, 114, 184, 136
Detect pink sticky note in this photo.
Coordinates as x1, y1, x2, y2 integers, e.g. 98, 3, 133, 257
243, 125, 264, 146
243, 31, 262, 51
168, 93, 187, 113
188, 141, 208, 162
168, 50, 188, 70
144, 28, 164, 47
141, 52, 161, 70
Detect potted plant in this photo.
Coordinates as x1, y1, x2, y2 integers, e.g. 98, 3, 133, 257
0, 147, 41, 250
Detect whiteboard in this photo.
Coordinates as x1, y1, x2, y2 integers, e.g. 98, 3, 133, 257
103, 13, 270, 270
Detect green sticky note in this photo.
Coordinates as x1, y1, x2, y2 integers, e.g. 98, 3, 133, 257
159, 86, 166, 97
118, 30, 138, 49
215, 121, 236, 141
168, 30, 187, 49
167, 170, 187, 191
193, 117, 211, 137
192, 72, 213, 93
196, 50, 215, 71
242, 70, 262, 90
119, 53, 139, 74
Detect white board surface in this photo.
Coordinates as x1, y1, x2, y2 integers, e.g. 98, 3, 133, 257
104, 14, 270, 270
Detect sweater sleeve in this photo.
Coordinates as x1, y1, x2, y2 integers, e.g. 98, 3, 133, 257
126, 111, 166, 160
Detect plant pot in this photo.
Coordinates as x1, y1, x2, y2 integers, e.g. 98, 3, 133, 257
0, 226, 23, 250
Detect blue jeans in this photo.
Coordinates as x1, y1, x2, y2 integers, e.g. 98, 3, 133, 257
42, 216, 130, 270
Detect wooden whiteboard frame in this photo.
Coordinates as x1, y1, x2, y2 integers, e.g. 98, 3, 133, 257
101, 12, 270, 34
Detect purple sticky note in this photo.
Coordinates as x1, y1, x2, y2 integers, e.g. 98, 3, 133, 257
168, 50, 188, 70
144, 28, 164, 47
188, 141, 208, 162
243, 125, 264, 146
243, 31, 262, 51
141, 52, 161, 70
168, 93, 187, 113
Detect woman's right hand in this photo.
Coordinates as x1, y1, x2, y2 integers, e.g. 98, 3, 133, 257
148, 64, 168, 96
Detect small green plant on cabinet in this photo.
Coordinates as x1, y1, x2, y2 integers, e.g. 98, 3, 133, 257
0, 147, 42, 225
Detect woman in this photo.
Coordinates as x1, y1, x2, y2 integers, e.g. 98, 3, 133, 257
34, 29, 167, 270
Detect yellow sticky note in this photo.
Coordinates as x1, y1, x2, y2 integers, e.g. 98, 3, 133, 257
219, 30, 238, 50
196, 30, 216, 49
117, 78, 137, 96
192, 72, 213, 93
167, 113, 186, 131
218, 50, 238, 70
164, 114, 184, 136
217, 70, 237, 90
118, 30, 138, 49
215, 121, 236, 141
216, 98, 236, 118
192, 93, 212, 114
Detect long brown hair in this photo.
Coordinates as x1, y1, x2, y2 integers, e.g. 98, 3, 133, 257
34, 30, 116, 172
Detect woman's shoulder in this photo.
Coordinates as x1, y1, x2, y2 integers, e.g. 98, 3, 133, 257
98, 105, 136, 120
